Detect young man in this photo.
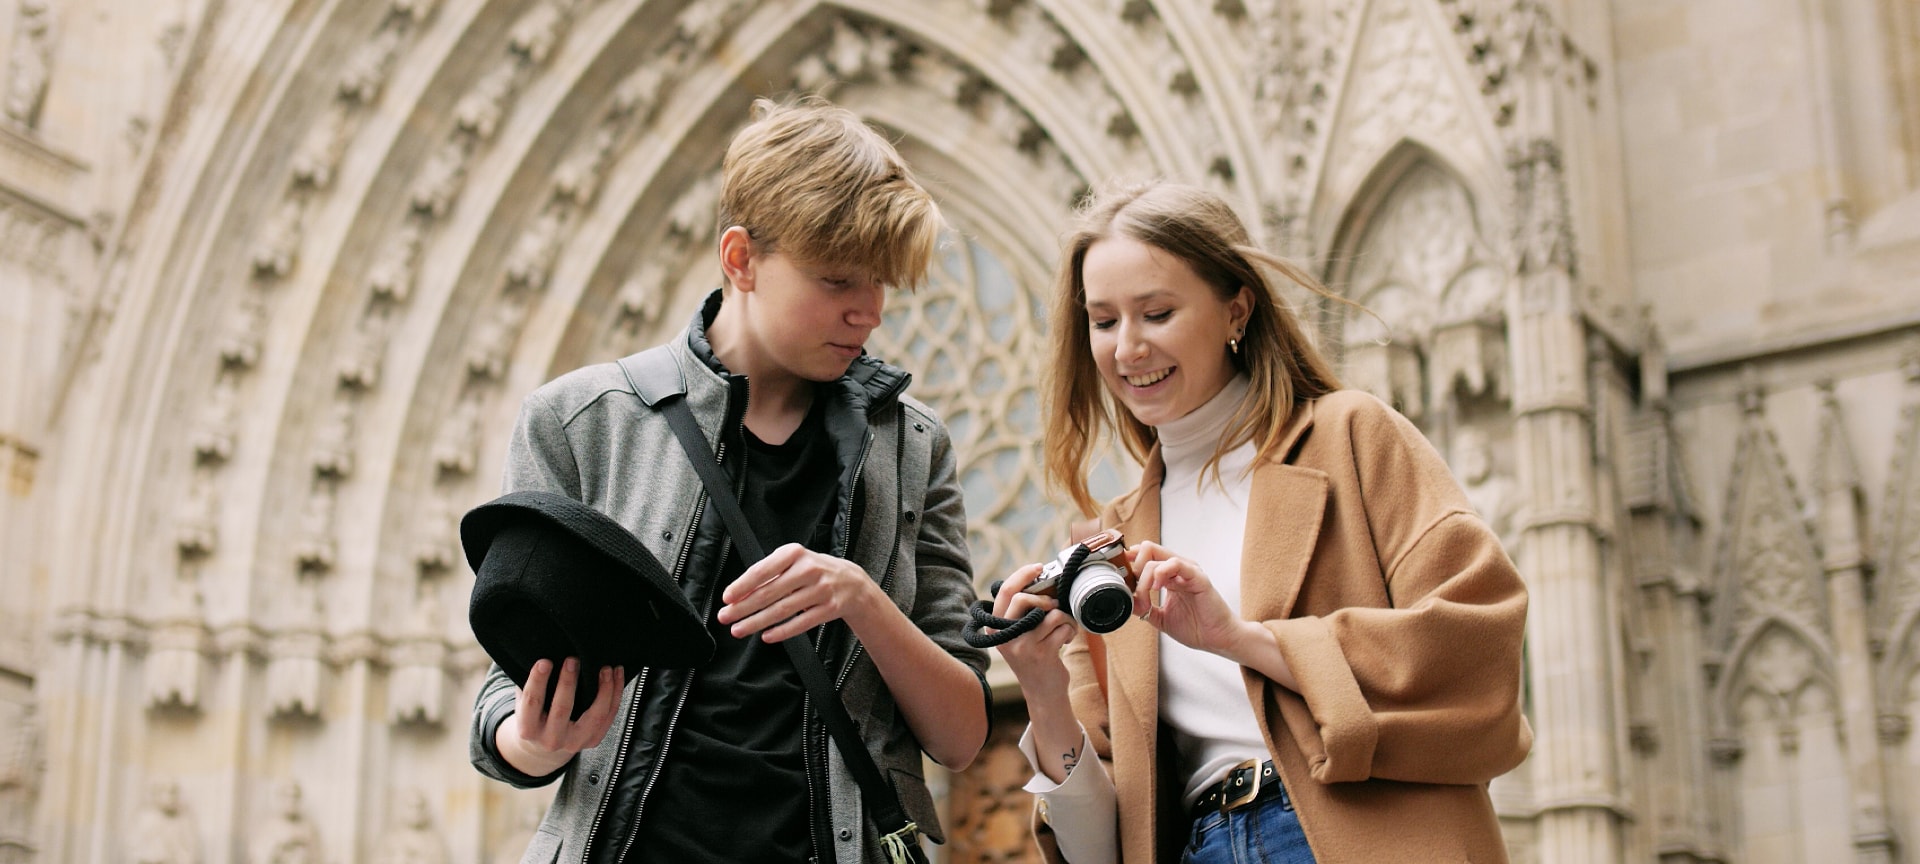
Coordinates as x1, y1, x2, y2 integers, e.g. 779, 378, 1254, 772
468, 97, 991, 863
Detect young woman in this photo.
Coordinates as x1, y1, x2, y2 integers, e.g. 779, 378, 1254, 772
989, 181, 1531, 863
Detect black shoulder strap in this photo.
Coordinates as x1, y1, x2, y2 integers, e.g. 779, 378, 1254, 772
616, 356, 924, 862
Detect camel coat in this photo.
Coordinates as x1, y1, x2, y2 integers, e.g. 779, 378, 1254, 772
1035, 390, 1531, 863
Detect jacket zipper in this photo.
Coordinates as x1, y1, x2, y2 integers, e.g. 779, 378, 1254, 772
579, 481, 708, 864
614, 433, 744, 864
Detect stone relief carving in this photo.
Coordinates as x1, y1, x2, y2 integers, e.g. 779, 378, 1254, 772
389, 0, 442, 25
410, 140, 470, 218
293, 483, 339, 574
192, 375, 240, 465
374, 788, 448, 863
266, 582, 327, 720
1452, 424, 1519, 549
368, 220, 425, 304
0, 702, 44, 846
1878, 350, 1920, 640
337, 30, 403, 106
176, 470, 220, 558
218, 294, 267, 371
1512, 139, 1574, 279
253, 782, 322, 864
251, 198, 306, 280
1325, 0, 1475, 207
291, 107, 351, 190
430, 396, 482, 478
127, 779, 202, 864
507, 1, 571, 65
454, 63, 518, 142
412, 492, 463, 573
310, 400, 357, 481
4, 0, 53, 129
614, 260, 670, 333
144, 574, 206, 711
339, 311, 392, 391
465, 300, 523, 382
1716, 379, 1827, 643
664, 173, 719, 249
503, 210, 565, 292
675, 0, 750, 58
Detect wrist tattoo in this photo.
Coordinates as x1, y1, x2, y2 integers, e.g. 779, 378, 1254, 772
1062, 747, 1080, 773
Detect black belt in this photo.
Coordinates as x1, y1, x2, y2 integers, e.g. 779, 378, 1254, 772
1192, 759, 1287, 817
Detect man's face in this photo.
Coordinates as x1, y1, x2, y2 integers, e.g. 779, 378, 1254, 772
740, 248, 887, 383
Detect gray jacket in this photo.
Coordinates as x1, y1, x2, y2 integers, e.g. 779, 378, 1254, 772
469, 306, 990, 863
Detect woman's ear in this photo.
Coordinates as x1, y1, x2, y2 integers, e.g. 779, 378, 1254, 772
718, 226, 755, 292
1230, 284, 1255, 334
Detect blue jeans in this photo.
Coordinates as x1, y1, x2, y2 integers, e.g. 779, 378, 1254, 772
1179, 785, 1317, 864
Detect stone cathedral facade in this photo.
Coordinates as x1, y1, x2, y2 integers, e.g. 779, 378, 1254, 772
2, 0, 1918, 861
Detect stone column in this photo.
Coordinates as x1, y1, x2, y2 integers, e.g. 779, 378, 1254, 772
1812, 381, 1898, 863
1510, 138, 1626, 864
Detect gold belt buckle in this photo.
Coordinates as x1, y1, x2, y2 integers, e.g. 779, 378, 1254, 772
1219, 758, 1262, 813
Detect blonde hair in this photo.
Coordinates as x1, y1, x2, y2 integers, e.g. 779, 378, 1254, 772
1044, 180, 1349, 517
719, 96, 942, 289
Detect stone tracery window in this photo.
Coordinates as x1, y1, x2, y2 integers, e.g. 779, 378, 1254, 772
869, 229, 1127, 590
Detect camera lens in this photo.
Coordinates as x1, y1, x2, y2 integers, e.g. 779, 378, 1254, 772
1068, 560, 1133, 634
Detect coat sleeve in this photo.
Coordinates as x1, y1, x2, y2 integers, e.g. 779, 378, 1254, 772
1264, 399, 1531, 787
1031, 631, 1120, 864
468, 388, 583, 788
903, 410, 994, 742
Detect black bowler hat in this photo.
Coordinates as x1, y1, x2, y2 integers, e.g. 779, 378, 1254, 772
463, 490, 713, 720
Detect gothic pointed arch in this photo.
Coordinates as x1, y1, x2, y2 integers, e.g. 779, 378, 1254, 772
1711, 376, 1829, 660
1322, 140, 1507, 430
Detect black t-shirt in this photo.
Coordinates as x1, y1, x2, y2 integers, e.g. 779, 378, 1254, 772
636, 395, 841, 862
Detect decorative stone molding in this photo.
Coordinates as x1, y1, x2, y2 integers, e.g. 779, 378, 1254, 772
143, 575, 208, 712
4, 0, 53, 129
266, 600, 327, 721
251, 198, 307, 280
1879, 713, 1911, 744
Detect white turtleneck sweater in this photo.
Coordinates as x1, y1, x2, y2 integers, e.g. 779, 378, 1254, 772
1019, 374, 1267, 862
1153, 373, 1269, 805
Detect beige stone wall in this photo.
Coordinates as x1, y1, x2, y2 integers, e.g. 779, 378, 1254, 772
0, 0, 1914, 862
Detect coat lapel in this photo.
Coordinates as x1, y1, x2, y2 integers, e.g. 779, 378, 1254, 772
1238, 460, 1330, 621
1105, 449, 1164, 745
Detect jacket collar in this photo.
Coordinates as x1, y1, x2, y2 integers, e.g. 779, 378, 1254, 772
685, 288, 911, 419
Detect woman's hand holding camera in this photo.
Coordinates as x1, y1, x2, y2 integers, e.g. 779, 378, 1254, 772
989, 562, 1078, 692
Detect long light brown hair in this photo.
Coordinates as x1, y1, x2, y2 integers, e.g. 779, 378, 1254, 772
1044, 180, 1348, 517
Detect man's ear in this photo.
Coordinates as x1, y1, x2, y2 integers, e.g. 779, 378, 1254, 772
719, 226, 755, 293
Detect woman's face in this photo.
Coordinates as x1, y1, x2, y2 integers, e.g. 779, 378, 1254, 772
1081, 235, 1249, 428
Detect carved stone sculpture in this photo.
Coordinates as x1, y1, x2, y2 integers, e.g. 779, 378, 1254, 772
253, 782, 322, 864
1453, 425, 1519, 549
127, 779, 201, 864
5, 0, 53, 128
374, 788, 448, 864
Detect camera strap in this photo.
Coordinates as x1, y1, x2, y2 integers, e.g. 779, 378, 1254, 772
960, 546, 1090, 649
625, 356, 926, 864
